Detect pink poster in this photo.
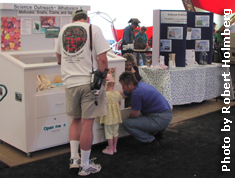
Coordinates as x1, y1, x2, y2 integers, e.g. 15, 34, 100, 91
1, 17, 21, 51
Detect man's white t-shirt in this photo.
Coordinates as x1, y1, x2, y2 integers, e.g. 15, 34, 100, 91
55, 22, 110, 88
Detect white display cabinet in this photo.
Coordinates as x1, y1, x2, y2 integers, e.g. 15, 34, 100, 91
0, 49, 128, 157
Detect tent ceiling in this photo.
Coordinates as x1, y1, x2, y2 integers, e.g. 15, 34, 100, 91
191, 0, 235, 15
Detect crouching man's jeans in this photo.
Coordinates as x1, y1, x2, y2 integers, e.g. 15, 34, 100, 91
123, 109, 172, 143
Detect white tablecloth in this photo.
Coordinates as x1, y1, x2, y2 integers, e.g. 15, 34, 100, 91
139, 63, 234, 108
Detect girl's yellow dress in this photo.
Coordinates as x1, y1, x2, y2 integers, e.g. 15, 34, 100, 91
100, 91, 123, 125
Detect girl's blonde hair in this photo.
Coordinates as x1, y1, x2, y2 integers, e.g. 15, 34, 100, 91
106, 81, 115, 88
123, 53, 137, 67
106, 74, 115, 89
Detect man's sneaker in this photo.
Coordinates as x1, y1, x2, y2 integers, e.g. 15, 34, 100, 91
78, 158, 101, 176
70, 157, 81, 169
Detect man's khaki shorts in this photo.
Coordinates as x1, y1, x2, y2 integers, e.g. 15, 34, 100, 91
65, 84, 107, 119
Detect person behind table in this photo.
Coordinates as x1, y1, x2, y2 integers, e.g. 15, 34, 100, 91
100, 74, 123, 155
119, 71, 172, 144
121, 21, 139, 55
56, 9, 110, 176
135, 26, 148, 65
123, 53, 141, 108
123, 53, 141, 81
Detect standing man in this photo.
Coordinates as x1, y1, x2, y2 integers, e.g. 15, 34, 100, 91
121, 21, 139, 55
119, 71, 172, 144
56, 9, 110, 176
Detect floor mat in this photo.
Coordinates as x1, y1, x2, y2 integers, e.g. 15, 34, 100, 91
0, 107, 234, 178
0, 161, 8, 169
0, 143, 70, 167
1, 98, 233, 168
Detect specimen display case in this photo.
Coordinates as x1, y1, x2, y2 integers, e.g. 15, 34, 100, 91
0, 50, 128, 156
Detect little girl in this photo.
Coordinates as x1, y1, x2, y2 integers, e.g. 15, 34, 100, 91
100, 74, 123, 155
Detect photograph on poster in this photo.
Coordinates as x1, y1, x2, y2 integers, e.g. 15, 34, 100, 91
187, 28, 201, 40
186, 27, 192, 40
167, 27, 183, 40
160, 39, 172, 52
1, 17, 21, 51
195, 40, 209, 51
33, 21, 45, 34
195, 15, 210, 27
45, 27, 60, 38
41, 16, 55, 28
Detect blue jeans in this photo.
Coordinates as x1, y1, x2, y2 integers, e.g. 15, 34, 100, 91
134, 52, 147, 66
123, 109, 172, 143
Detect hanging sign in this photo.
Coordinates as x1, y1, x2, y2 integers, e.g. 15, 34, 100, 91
161, 11, 187, 24
0, 3, 90, 11
0, 3, 90, 16
17, 10, 74, 16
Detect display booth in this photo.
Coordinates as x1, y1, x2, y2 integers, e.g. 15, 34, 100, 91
147, 9, 234, 108
0, 3, 129, 157
152, 10, 213, 66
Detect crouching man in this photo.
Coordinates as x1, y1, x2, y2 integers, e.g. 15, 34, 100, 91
119, 71, 172, 144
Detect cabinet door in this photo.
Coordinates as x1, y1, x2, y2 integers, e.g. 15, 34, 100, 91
92, 118, 105, 144
36, 114, 71, 149
35, 92, 66, 118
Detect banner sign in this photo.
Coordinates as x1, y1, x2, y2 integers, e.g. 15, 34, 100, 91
161, 11, 187, 24
17, 10, 74, 16
0, 3, 90, 16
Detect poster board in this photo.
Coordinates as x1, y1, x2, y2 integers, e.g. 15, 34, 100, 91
159, 10, 187, 67
153, 10, 213, 67
186, 11, 213, 64
0, 3, 90, 51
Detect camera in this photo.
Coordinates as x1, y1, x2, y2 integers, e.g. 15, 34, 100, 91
90, 69, 108, 105
90, 70, 103, 93
90, 72, 100, 96
90, 69, 108, 92
90, 71, 95, 91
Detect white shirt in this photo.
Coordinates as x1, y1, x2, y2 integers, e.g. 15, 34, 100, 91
56, 22, 110, 88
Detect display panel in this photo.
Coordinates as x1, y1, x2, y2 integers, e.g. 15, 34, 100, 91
13, 52, 114, 65
13, 55, 57, 64
3, 51, 124, 93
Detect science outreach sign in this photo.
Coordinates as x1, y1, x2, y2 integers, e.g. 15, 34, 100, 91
0, 3, 90, 16
220, 9, 233, 173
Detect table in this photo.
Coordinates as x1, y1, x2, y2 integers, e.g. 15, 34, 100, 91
122, 48, 152, 66
134, 49, 152, 66
122, 48, 152, 53
139, 63, 234, 108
